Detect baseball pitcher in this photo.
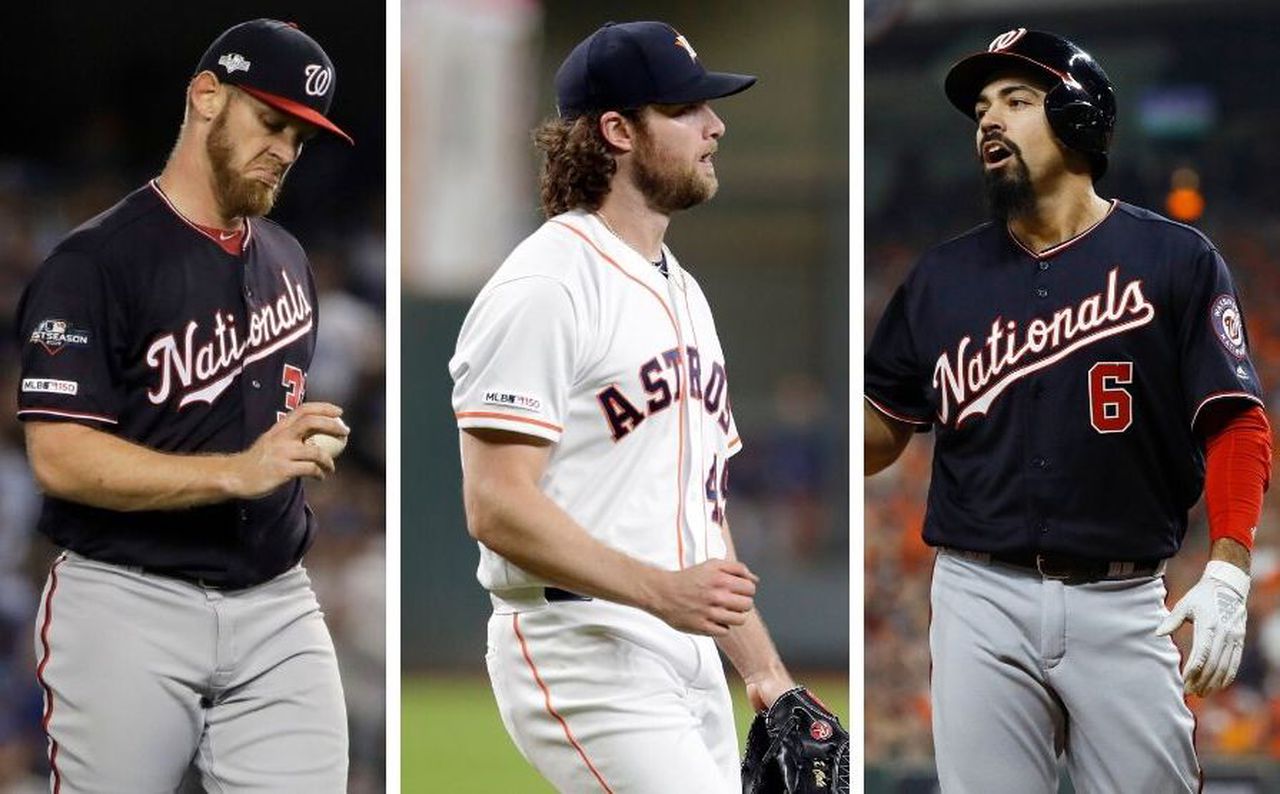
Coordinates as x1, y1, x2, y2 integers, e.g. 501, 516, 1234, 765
19, 20, 354, 792
450, 20, 846, 793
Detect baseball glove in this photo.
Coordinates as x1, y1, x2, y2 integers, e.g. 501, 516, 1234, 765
741, 686, 849, 793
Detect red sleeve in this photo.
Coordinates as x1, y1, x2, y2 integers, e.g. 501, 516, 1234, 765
1201, 404, 1273, 550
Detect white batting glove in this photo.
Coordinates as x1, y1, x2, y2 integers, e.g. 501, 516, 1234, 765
1155, 560, 1251, 696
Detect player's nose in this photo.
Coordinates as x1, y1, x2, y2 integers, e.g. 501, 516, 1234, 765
704, 105, 726, 139
275, 125, 314, 164
268, 136, 301, 167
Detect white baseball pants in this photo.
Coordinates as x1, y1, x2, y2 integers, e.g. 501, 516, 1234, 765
485, 590, 739, 793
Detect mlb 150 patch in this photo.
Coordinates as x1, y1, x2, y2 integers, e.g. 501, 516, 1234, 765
483, 390, 542, 413
21, 378, 78, 395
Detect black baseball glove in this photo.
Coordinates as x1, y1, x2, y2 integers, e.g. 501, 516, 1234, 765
741, 686, 849, 793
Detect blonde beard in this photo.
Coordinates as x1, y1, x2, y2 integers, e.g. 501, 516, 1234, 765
631, 125, 717, 214
206, 107, 281, 218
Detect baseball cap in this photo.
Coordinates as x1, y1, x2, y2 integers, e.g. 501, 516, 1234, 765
195, 19, 353, 145
555, 21, 756, 119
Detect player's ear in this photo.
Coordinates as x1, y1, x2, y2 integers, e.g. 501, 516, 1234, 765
188, 71, 229, 122
599, 110, 638, 154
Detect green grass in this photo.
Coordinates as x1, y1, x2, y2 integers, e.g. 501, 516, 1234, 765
402, 672, 848, 793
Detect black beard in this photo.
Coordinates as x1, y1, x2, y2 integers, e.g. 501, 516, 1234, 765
983, 154, 1035, 221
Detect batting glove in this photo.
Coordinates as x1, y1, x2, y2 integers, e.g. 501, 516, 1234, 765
1156, 560, 1250, 696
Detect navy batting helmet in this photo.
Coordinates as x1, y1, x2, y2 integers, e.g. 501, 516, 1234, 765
944, 28, 1116, 179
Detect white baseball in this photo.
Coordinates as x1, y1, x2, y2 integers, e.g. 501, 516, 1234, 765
306, 424, 349, 459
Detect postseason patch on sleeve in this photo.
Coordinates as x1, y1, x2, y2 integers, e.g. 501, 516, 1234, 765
482, 389, 543, 413
1210, 295, 1248, 359
29, 318, 91, 355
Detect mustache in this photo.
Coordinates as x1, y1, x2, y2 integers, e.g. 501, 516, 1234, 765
980, 132, 1022, 159
253, 159, 287, 181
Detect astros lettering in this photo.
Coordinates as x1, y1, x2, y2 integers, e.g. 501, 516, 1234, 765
596, 345, 734, 441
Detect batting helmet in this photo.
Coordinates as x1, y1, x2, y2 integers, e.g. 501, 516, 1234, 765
944, 28, 1116, 179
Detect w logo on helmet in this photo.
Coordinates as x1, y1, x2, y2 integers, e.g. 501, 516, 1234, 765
304, 64, 332, 97
989, 28, 1027, 52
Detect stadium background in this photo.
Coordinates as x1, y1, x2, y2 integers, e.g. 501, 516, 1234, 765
866, 1, 1280, 791
0, 4, 385, 792
401, 0, 849, 789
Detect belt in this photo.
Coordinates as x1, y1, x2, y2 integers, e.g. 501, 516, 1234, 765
544, 587, 592, 602
140, 567, 239, 591
945, 548, 1165, 584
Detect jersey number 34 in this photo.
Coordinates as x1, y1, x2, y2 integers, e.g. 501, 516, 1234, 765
276, 364, 307, 422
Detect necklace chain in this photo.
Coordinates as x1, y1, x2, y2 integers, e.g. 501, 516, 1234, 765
595, 211, 660, 264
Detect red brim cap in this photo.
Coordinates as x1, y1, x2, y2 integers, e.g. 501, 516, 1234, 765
239, 85, 354, 146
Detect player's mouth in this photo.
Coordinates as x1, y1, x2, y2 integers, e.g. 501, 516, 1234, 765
698, 148, 717, 167
249, 168, 284, 188
245, 158, 287, 187
982, 139, 1015, 169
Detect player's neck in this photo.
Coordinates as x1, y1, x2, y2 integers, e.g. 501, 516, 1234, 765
1008, 185, 1111, 254
156, 143, 244, 232
596, 188, 669, 263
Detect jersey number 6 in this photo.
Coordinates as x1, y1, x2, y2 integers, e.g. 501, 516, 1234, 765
1088, 361, 1133, 434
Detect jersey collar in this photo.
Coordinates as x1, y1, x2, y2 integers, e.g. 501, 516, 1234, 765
1006, 198, 1118, 260
149, 179, 254, 255
572, 211, 687, 293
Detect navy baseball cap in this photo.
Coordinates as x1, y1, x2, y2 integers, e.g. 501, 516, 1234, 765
555, 21, 756, 119
195, 19, 353, 145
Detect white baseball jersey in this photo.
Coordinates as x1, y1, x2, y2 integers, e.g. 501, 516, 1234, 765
450, 209, 742, 592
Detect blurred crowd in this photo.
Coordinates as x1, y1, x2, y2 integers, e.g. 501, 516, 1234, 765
727, 372, 847, 568
0, 156, 386, 791
865, 213, 1280, 766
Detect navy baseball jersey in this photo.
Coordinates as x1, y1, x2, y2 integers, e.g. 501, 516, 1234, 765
865, 201, 1264, 561
16, 181, 319, 589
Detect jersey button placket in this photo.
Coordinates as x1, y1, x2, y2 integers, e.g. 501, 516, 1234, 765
1028, 256, 1052, 543
241, 259, 258, 307
1031, 262, 1049, 459
1033, 256, 1050, 297
240, 263, 260, 446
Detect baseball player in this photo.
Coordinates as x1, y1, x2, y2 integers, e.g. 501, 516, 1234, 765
450, 21, 799, 793
865, 29, 1272, 793
17, 20, 354, 792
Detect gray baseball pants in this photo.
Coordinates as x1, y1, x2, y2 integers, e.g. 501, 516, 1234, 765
930, 549, 1199, 793
34, 552, 348, 793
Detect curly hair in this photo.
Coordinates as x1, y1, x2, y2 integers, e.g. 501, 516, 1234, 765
533, 111, 639, 218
